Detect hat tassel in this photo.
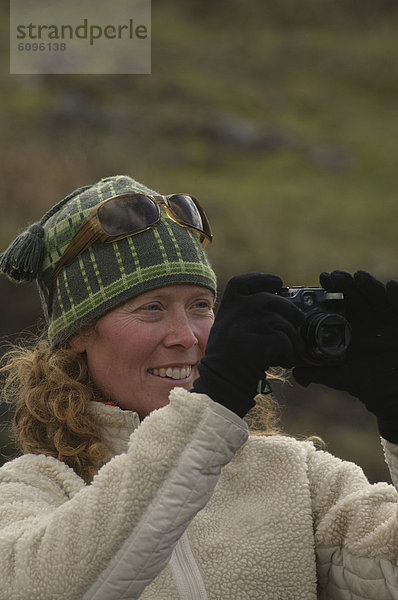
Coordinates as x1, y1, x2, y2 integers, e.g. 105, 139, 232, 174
0, 223, 45, 282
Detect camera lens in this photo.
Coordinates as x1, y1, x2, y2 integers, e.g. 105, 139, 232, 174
318, 324, 343, 348
303, 312, 351, 360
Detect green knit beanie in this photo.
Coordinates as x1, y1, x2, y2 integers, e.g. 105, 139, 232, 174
0, 175, 217, 347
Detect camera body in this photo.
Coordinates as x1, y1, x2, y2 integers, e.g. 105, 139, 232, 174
278, 287, 351, 366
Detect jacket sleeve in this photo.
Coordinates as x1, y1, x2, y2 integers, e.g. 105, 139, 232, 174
307, 443, 398, 599
0, 388, 248, 600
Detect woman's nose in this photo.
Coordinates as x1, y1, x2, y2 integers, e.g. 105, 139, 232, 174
163, 311, 198, 349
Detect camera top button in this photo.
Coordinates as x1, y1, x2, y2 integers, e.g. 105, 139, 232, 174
302, 293, 316, 307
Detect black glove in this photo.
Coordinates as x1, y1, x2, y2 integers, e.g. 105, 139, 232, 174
193, 273, 305, 417
293, 270, 398, 442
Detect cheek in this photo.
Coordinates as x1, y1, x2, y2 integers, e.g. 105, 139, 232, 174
91, 320, 161, 375
197, 319, 213, 352
85, 334, 144, 401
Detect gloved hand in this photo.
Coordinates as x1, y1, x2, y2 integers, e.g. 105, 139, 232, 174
293, 270, 398, 442
193, 273, 305, 417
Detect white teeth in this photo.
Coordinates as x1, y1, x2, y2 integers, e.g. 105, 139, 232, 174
149, 366, 192, 380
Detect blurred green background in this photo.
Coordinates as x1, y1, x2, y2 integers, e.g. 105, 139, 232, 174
1, 0, 397, 482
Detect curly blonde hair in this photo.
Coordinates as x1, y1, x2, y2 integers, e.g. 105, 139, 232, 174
245, 392, 281, 435
0, 337, 111, 483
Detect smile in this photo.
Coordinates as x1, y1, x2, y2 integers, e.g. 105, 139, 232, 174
148, 365, 193, 380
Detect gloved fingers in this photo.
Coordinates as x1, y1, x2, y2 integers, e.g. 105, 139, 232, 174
224, 306, 302, 348
239, 294, 306, 362
222, 273, 283, 301
320, 270, 364, 316
321, 270, 387, 316
292, 366, 316, 387
223, 310, 304, 368
319, 270, 353, 293
249, 328, 301, 368
353, 270, 386, 307
293, 365, 350, 390
214, 289, 305, 338
319, 271, 332, 290
268, 324, 306, 366
260, 294, 306, 329
320, 270, 370, 313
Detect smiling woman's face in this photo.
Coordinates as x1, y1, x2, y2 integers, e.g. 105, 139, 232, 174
70, 285, 215, 419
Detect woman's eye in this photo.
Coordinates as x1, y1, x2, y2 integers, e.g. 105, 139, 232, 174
143, 303, 161, 311
193, 300, 214, 312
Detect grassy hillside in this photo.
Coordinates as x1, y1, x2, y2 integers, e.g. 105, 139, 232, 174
0, 1, 397, 480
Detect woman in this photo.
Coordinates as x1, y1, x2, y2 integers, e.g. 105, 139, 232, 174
1, 174, 398, 599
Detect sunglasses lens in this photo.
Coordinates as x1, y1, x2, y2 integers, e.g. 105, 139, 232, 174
168, 194, 211, 237
98, 194, 159, 236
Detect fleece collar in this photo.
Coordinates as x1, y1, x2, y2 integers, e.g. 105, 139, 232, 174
88, 401, 140, 457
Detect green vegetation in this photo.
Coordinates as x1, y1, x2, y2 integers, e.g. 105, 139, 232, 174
1, 1, 397, 481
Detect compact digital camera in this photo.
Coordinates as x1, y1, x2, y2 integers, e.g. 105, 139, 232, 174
278, 287, 351, 365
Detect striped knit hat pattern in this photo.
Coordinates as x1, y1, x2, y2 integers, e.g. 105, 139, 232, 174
0, 175, 217, 347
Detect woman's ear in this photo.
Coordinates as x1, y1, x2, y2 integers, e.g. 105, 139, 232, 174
69, 333, 87, 353
69, 323, 96, 353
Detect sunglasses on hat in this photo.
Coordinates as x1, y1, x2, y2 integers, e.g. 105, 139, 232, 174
47, 192, 213, 315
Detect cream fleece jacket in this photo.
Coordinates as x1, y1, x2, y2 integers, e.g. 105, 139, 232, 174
1, 388, 398, 599
0, 389, 247, 600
